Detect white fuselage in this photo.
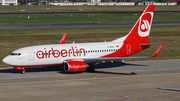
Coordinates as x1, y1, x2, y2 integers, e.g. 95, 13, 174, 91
3, 42, 123, 67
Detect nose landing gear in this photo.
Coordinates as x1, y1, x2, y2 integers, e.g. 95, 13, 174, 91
21, 70, 26, 74
14, 67, 26, 74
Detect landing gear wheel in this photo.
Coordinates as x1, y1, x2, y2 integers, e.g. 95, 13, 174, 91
87, 67, 95, 72
21, 70, 26, 74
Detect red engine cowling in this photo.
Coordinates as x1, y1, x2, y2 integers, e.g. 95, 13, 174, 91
63, 61, 87, 72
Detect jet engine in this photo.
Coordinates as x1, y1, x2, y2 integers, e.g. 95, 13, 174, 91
63, 61, 87, 72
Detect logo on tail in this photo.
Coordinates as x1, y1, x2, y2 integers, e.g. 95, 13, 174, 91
141, 20, 150, 31
138, 12, 153, 37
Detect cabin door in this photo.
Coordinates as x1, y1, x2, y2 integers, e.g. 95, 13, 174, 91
29, 50, 34, 60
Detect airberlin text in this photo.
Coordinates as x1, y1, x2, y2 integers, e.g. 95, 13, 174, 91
36, 46, 86, 59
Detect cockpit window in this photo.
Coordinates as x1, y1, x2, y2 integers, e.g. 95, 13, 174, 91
10, 53, 15, 55
11, 53, 21, 56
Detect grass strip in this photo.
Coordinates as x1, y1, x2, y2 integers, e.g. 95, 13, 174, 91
0, 13, 179, 24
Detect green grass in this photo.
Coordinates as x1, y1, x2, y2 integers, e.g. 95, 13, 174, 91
0, 25, 180, 67
0, 13, 179, 24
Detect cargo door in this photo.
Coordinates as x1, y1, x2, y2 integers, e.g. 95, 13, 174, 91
126, 44, 131, 55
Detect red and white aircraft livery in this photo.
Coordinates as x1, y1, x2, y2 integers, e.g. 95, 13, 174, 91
3, 5, 164, 74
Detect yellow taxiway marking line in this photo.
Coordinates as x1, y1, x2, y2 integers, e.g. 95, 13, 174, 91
92, 65, 156, 100
94, 73, 137, 101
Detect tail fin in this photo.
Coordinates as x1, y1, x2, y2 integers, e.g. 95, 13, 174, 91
112, 5, 155, 43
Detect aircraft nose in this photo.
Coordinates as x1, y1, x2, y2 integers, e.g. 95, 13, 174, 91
2, 56, 10, 65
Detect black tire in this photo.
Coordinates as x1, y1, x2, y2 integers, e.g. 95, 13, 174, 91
87, 67, 95, 72
21, 70, 26, 74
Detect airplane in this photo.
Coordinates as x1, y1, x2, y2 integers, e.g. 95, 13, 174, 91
3, 5, 164, 74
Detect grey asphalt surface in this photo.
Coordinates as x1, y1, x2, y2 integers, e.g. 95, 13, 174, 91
0, 21, 180, 29
0, 59, 180, 101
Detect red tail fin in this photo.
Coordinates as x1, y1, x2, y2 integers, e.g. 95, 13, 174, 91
112, 5, 155, 43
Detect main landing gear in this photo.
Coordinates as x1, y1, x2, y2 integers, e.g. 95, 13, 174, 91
87, 67, 95, 72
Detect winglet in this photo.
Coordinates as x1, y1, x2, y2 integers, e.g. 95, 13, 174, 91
60, 32, 67, 44
151, 43, 164, 57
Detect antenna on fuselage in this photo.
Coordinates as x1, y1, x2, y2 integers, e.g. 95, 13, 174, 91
73, 41, 75, 44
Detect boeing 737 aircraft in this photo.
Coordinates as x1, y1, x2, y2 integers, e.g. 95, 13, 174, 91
3, 5, 164, 74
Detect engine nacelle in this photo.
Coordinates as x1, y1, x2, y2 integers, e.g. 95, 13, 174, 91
63, 61, 87, 72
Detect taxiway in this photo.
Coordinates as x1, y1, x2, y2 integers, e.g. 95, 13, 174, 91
0, 21, 180, 29
0, 59, 180, 101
